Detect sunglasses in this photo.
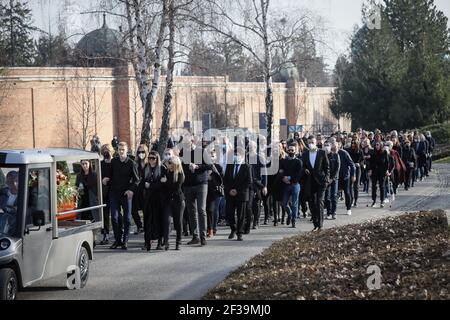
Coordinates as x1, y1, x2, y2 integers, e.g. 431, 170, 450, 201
168, 161, 174, 165
137, 151, 145, 154
149, 157, 157, 160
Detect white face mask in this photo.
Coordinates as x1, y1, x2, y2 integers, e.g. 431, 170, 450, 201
309, 143, 316, 150
324, 146, 331, 153
138, 153, 146, 160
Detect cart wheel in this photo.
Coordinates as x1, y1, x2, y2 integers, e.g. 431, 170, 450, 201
0, 268, 18, 300
78, 246, 90, 289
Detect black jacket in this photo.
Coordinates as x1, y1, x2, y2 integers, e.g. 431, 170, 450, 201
107, 157, 140, 194
301, 150, 330, 188
370, 150, 389, 177
182, 148, 213, 187
338, 149, 356, 180
281, 156, 303, 184
162, 171, 185, 202
402, 147, 417, 169
207, 164, 224, 200
224, 163, 252, 202
327, 152, 341, 181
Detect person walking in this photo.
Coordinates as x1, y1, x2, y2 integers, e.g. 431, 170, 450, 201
142, 151, 165, 251
338, 143, 356, 215
206, 149, 224, 238
324, 140, 340, 220
302, 137, 330, 232
346, 140, 363, 207
161, 156, 185, 251
103, 142, 140, 250
402, 139, 417, 191
224, 149, 252, 241
75, 160, 98, 221
132, 145, 147, 235
368, 141, 389, 208
99, 144, 114, 245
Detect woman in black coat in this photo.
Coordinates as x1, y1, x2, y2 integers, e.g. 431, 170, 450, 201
100, 144, 114, 245
76, 160, 98, 221
368, 142, 389, 208
161, 156, 185, 251
206, 149, 224, 237
142, 151, 166, 251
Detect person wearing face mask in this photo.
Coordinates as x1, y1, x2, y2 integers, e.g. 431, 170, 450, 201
130, 145, 148, 235
401, 140, 417, 190
324, 141, 340, 220
206, 149, 224, 237
346, 140, 363, 207
412, 135, 427, 182
280, 143, 303, 228
337, 142, 356, 215
368, 141, 389, 208
301, 137, 330, 232
224, 149, 252, 241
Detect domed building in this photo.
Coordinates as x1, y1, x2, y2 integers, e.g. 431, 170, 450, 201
75, 14, 125, 67
278, 62, 300, 82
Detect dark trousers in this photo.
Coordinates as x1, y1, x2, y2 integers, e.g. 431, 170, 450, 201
182, 206, 192, 235
352, 165, 361, 204
405, 167, 414, 189
244, 190, 255, 232
110, 193, 132, 244
226, 196, 247, 235
340, 178, 352, 210
162, 199, 185, 246
262, 193, 271, 223
206, 197, 219, 232
252, 196, 262, 227
184, 185, 208, 240
325, 179, 338, 216
131, 195, 143, 231
101, 203, 110, 235
371, 175, 386, 203
308, 183, 325, 229
361, 167, 370, 192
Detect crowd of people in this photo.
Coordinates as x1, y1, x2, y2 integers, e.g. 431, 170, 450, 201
90, 128, 436, 251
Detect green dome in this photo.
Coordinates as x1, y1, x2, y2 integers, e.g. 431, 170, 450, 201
75, 15, 124, 67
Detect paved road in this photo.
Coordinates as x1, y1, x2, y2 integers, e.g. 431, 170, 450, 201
18, 164, 450, 300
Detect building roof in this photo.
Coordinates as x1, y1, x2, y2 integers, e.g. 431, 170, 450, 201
75, 14, 124, 67
0, 149, 100, 165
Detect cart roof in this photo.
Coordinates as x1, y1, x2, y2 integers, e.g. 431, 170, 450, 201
0, 148, 100, 165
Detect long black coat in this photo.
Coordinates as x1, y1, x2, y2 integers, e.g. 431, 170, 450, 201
224, 163, 252, 202
301, 150, 330, 199
143, 165, 166, 240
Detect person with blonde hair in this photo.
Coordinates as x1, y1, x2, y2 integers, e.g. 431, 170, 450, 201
161, 156, 185, 250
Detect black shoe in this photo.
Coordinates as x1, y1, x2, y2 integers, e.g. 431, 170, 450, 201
263, 220, 268, 225
237, 234, 243, 241
110, 241, 120, 249
274, 222, 278, 227
200, 238, 207, 246
100, 238, 110, 245
286, 217, 291, 226
175, 243, 180, 251
292, 221, 296, 228
156, 244, 163, 250
228, 231, 236, 240
142, 244, 151, 251
244, 230, 250, 235
164, 244, 169, 251
121, 243, 128, 250
183, 231, 189, 237
252, 225, 257, 230
187, 237, 200, 245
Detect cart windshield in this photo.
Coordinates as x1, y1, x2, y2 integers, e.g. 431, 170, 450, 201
0, 167, 19, 237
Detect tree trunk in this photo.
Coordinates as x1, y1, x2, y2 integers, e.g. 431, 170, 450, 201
139, 0, 168, 147
261, 0, 273, 145
157, 0, 175, 156
265, 73, 274, 145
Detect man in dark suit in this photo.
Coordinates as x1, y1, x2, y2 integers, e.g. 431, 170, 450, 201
224, 149, 252, 241
302, 137, 330, 232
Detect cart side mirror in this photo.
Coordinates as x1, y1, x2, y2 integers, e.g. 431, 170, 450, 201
32, 210, 45, 227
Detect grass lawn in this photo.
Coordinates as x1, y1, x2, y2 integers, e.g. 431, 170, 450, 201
204, 211, 450, 300
436, 157, 450, 164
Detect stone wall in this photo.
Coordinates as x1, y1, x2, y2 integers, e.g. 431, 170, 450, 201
0, 66, 351, 151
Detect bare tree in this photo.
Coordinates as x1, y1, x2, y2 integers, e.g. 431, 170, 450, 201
182, 0, 320, 144
67, 67, 107, 150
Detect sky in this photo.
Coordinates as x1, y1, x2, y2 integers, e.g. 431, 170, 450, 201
30, 0, 450, 71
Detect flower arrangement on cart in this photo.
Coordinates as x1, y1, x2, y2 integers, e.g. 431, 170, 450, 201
56, 169, 79, 221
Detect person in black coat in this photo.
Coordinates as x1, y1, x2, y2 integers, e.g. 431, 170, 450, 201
205, 149, 224, 237
103, 142, 140, 250
402, 139, 417, 190
142, 151, 166, 251
347, 140, 363, 207
280, 143, 303, 228
99, 144, 114, 245
224, 149, 252, 241
324, 141, 340, 220
301, 137, 330, 232
247, 143, 267, 230
75, 160, 98, 221
368, 141, 389, 208
339, 144, 356, 215
132, 145, 148, 235
425, 131, 435, 172
161, 156, 185, 251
